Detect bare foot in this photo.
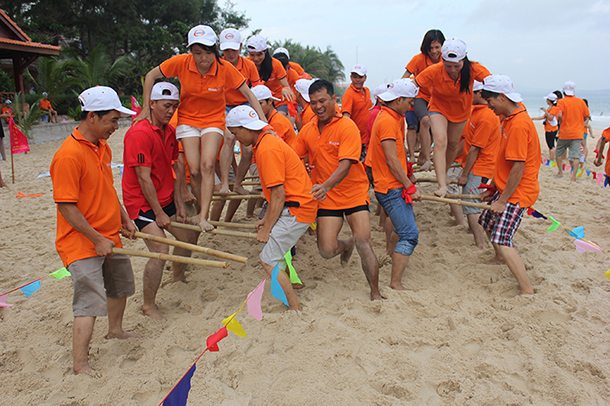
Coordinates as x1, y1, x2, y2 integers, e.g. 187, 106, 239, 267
246, 213, 256, 219
389, 283, 407, 291
199, 218, 215, 232
74, 363, 101, 377
219, 184, 231, 195
142, 305, 165, 321
0, 181, 8, 188
234, 184, 250, 195
292, 282, 305, 289
286, 305, 302, 311
340, 238, 355, 268
434, 186, 448, 198
419, 160, 433, 172
555, 172, 563, 178
106, 330, 140, 339
370, 291, 384, 300
487, 255, 504, 264
172, 275, 188, 284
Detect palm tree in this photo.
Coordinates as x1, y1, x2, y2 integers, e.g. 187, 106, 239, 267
70, 44, 132, 90
25, 57, 79, 103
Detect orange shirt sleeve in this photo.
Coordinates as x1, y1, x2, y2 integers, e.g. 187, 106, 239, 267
224, 61, 247, 91
414, 64, 436, 94
338, 120, 362, 162
406, 54, 424, 75
470, 116, 494, 149
341, 89, 355, 115
257, 142, 285, 189
504, 123, 529, 162
51, 154, 82, 203
472, 62, 491, 82
159, 54, 187, 78
272, 58, 287, 81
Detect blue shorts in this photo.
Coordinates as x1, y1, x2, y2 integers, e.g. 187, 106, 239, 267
276, 104, 289, 114
375, 188, 419, 255
405, 110, 419, 130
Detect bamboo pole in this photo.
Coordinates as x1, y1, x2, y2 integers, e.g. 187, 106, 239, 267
208, 220, 257, 229
414, 178, 458, 184
125, 229, 247, 263
170, 221, 258, 239
112, 248, 229, 268
413, 162, 462, 172
212, 194, 261, 201
445, 194, 482, 200
238, 181, 261, 186
420, 195, 490, 210
244, 175, 259, 180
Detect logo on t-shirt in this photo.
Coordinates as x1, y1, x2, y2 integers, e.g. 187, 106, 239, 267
137, 153, 146, 164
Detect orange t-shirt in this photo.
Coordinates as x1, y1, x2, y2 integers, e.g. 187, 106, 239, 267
494, 107, 541, 208
341, 85, 372, 144
406, 53, 439, 102
416, 61, 491, 122
301, 103, 314, 127
253, 129, 317, 223
268, 109, 296, 147
556, 96, 590, 140
252, 57, 287, 107
292, 114, 369, 210
224, 56, 261, 106
543, 105, 559, 132
160, 54, 246, 129
289, 61, 304, 76
50, 127, 123, 266
286, 68, 299, 90
462, 105, 501, 179
603, 127, 610, 177
39, 99, 52, 110
369, 106, 409, 193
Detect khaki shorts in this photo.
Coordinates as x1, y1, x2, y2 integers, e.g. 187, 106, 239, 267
68, 254, 135, 317
249, 164, 263, 192
556, 139, 582, 160
260, 208, 310, 270
447, 166, 463, 194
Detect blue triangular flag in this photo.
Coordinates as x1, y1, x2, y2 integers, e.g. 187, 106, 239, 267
586, 169, 591, 176
163, 364, 196, 406
605, 175, 608, 187
270, 264, 289, 306
20, 280, 41, 298
568, 226, 585, 240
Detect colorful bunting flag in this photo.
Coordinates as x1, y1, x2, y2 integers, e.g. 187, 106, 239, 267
270, 264, 289, 306
222, 312, 248, 337
284, 251, 302, 285
606, 270, 610, 279
246, 279, 265, 321
0, 294, 13, 308
597, 174, 604, 185
9, 116, 29, 154
50, 267, 71, 280
568, 226, 585, 239
574, 240, 603, 253
206, 327, 228, 352
547, 216, 561, 232
20, 280, 41, 298
163, 364, 196, 406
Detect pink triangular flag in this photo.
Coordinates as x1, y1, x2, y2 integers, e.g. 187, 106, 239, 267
597, 174, 604, 185
247, 279, 266, 321
0, 294, 13, 307
574, 240, 603, 253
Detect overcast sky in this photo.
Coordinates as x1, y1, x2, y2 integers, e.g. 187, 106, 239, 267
230, 0, 610, 93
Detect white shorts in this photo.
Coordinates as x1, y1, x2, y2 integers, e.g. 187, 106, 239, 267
176, 125, 223, 140
260, 208, 310, 270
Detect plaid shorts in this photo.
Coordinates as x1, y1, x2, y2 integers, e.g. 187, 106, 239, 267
478, 192, 525, 247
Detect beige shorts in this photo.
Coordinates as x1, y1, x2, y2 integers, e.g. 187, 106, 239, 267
176, 125, 223, 140
68, 254, 135, 317
214, 166, 236, 186
249, 164, 263, 192
260, 208, 310, 270
447, 165, 463, 194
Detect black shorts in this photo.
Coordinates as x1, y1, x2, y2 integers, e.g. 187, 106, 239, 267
317, 204, 369, 218
545, 131, 558, 149
134, 200, 176, 231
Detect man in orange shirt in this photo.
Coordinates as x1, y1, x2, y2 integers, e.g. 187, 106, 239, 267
555, 81, 591, 181
50, 86, 138, 375
252, 84, 296, 146
295, 78, 314, 129
456, 81, 501, 249
479, 75, 541, 295
39, 92, 58, 123
227, 106, 318, 311
369, 79, 421, 291
594, 126, 610, 179
292, 79, 381, 300
341, 65, 372, 160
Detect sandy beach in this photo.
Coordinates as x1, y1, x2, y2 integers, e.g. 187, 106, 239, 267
0, 122, 609, 405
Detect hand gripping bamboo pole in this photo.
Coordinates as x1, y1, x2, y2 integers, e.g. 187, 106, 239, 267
112, 248, 229, 268
124, 229, 247, 263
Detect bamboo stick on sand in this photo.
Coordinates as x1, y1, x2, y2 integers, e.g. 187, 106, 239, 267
420, 195, 490, 210
212, 194, 261, 201
170, 222, 258, 239
208, 220, 257, 229
112, 248, 229, 268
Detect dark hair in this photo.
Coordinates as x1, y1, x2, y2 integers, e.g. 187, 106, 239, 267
80, 110, 113, 120
583, 98, 589, 107
420, 29, 445, 58
274, 54, 289, 70
162, 89, 172, 96
480, 90, 500, 100
190, 43, 223, 64
457, 57, 472, 93
309, 79, 334, 97
249, 48, 273, 81
553, 90, 563, 100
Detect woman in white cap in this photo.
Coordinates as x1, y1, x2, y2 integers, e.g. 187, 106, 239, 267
136, 25, 266, 232
246, 35, 294, 118
414, 38, 490, 197
402, 29, 446, 171
532, 93, 560, 160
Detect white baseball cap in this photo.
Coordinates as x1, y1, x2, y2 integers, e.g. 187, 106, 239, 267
246, 35, 268, 53
42, 92, 48, 96
251, 85, 280, 101
295, 78, 313, 102
473, 80, 484, 92
187, 25, 217, 48
226, 106, 267, 130
219, 28, 241, 51
351, 64, 367, 76
151, 82, 180, 101
4, 99, 11, 104
544, 93, 558, 102
78, 86, 137, 116
273, 47, 290, 58
482, 74, 523, 103
378, 79, 419, 102
562, 81, 576, 96
373, 84, 387, 100
442, 38, 467, 63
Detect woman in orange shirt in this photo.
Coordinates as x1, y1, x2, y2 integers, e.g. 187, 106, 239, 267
402, 29, 445, 170
136, 25, 266, 232
414, 38, 490, 197
246, 35, 294, 118
532, 93, 560, 160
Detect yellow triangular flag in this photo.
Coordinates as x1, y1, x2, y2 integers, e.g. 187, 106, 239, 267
222, 312, 248, 337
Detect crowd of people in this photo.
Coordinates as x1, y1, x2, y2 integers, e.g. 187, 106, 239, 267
42, 25, 609, 375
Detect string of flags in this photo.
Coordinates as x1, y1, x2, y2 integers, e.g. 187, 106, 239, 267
0, 267, 71, 307
541, 158, 609, 186
526, 207, 610, 278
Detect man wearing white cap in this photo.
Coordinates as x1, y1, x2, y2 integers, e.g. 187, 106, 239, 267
456, 81, 501, 249
341, 65, 372, 160
252, 84, 296, 146
555, 81, 591, 181
50, 86, 138, 375
479, 74, 540, 295
294, 78, 314, 128
227, 106, 318, 311
40, 91, 58, 123
122, 82, 199, 320
369, 79, 421, 291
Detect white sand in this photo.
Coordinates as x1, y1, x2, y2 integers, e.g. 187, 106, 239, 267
0, 123, 609, 405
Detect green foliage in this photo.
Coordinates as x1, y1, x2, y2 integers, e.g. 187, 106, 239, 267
24, 56, 79, 103
68, 105, 82, 122
0, 71, 15, 93
69, 44, 132, 90
269, 39, 345, 84
11, 93, 41, 139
